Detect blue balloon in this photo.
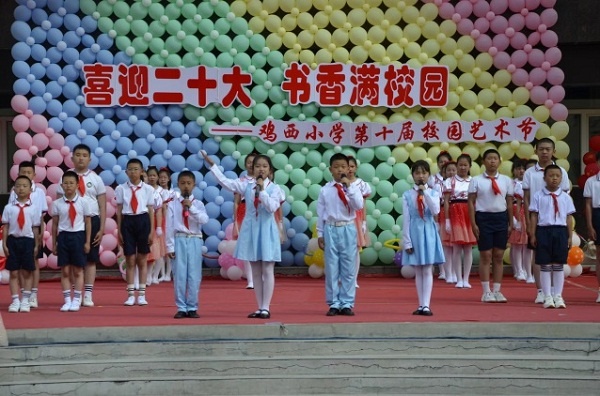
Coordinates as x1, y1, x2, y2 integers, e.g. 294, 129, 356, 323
81, 136, 99, 155
64, 134, 81, 150
62, 65, 79, 81
31, 27, 47, 44
45, 64, 61, 80
184, 121, 202, 137
46, 99, 62, 116
98, 135, 116, 153
28, 96, 47, 114
115, 107, 132, 120
150, 154, 168, 169
221, 188, 233, 202
132, 139, 151, 155
97, 34, 113, 49
13, 79, 30, 95
98, 152, 117, 170
116, 154, 130, 171
185, 153, 203, 171
64, 0, 80, 14
98, 119, 116, 135
80, 105, 98, 119
168, 155, 186, 172
223, 171, 238, 180
221, 156, 237, 171
79, 48, 96, 63
46, 48, 62, 64
291, 216, 309, 233
151, 137, 168, 153
202, 138, 219, 154
133, 120, 152, 138
62, 99, 80, 117
115, 120, 133, 137
151, 121, 168, 138
166, 105, 184, 120
81, 34, 95, 48
186, 138, 202, 154
113, 52, 131, 65
46, 28, 63, 45
63, 31, 80, 47
281, 201, 291, 216
115, 171, 129, 185
294, 251, 306, 266
133, 107, 150, 120
203, 219, 221, 236
11, 21, 31, 41
96, 50, 113, 64
62, 48, 79, 64
63, 14, 81, 31
99, 170, 115, 185
280, 251, 294, 267
12, 61, 30, 78
221, 201, 234, 218
203, 186, 220, 202
47, 0, 63, 12
30, 80, 45, 97
30, 63, 46, 79
31, 9, 49, 26
167, 121, 185, 137
137, 156, 150, 169
150, 106, 167, 121
63, 117, 81, 134
116, 138, 133, 154
62, 82, 79, 99
12, 42, 31, 61
204, 169, 220, 186
291, 233, 309, 252
48, 117, 63, 132
168, 138, 186, 155
192, 186, 203, 201
14, 6, 32, 23
99, 107, 115, 118
205, 202, 220, 218
81, 118, 99, 135
30, 44, 46, 61
281, 236, 291, 251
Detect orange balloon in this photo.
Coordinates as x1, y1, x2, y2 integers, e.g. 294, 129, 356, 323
567, 246, 584, 266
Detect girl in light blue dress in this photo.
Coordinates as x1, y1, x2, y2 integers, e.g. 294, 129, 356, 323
402, 160, 445, 316
202, 151, 284, 319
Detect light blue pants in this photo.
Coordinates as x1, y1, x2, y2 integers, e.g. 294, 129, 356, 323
324, 223, 358, 309
172, 236, 203, 312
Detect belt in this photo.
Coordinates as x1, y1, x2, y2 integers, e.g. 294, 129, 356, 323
326, 220, 353, 227
175, 233, 203, 238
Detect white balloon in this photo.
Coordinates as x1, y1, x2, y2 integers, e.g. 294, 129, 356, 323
0, 240, 4, 257
569, 264, 583, 278
401, 265, 416, 279
308, 264, 324, 278
0, 269, 9, 284
571, 234, 581, 248
562, 264, 571, 278
227, 266, 243, 281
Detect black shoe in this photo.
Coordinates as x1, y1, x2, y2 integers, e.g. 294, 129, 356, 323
174, 311, 187, 319
326, 307, 340, 316
259, 310, 270, 319
413, 306, 424, 315
248, 310, 262, 318
421, 307, 433, 316
340, 307, 355, 316
187, 310, 199, 318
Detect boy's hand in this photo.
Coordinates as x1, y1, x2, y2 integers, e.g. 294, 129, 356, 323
92, 230, 103, 246
148, 232, 154, 246
168, 252, 175, 259
3, 245, 9, 257
318, 237, 324, 250
84, 242, 90, 254
117, 232, 123, 247
590, 229, 597, 242
471, 224, 480, 240
529, 236, 537, 247
53, 245, 58, 256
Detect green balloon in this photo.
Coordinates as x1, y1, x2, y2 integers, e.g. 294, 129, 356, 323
183, 106, 201, 122
375, 163, 393, 180
148, 54, 165, 67
148, 3, 165, 20
357, 148, 375, 163
253, 140, 269, 154
267, 67, 284, 85
289, 169, 306, 185
249, 35, 266, 51
131, 37, 148, 53
378, 230, 397, 244
286, 105, 302, 118
393, 197, 403, 214
290, 184, 308, 201
267, 51, 284, 67
364, 199, 376, 214
291, 201, 308, 217
199, 103, 218, 121
367, 216, 377, 232
272, 153, 288, 170
232, 35, 250, 53
198, 2, 214, 18
272, 141, 288, 153
279, 184, 290, 198
306, 167, 323, 185
377, 214, 395, 230
113, 2, 130, 19
149, 21, 166, 37
183, 36, 200, 53
231, 18, 249, 35
217, 106, 235, 122
360, 248, 379, 266
215, 35, 233, 52
199, 37, 215, 52
394, 180, 412, 195
220, 139, 236, 155
166, 54, 182, 67
165, 3, 182, 19
130, 2, 148, 19
376, 180, 393, 197
131, 20, 148, 37
181, 4, 197, 19
305, 151, 322, 167
235, 106, 253, 122
252, 69, 267, 85
115, 36, 131, 52
472, 247, 480, 265
198, 19, 215, 36
269, 88, 286, 105
148, 37, 165, 54
375, 197, 393, 214
252, 103, 270, 121
357, 163, 375, 181
96, 1, 113, 17
288, 152, 306, 168
393, 163, 411, 179
214, 1, 230, 17
181, 53, 200, 67
234, 53, 252, 69
215, 18, 231, 35
97, 17, 113, 33
250, 86, 269, 104
308, 183, 321, 200
216, 53, 234, 68
79, 0, 97, 15
165, 20, 182, 37
378, 248, 396, 265
236, 137, 255, 155
165, 36, 182, 53
301, 103, 319, 118
199, 52, 217, 67
251, 53, 267, 69
375, 146, 392, 161
132, 53, 149, 65
182, 19, 198, 35
114, 19, 131, 36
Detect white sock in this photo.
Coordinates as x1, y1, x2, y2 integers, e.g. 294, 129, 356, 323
493, 282, 501, 292
481, 281, 491, 293
260, 261, 275, 311
552, 268, 564, 296
540, 270, 552, 297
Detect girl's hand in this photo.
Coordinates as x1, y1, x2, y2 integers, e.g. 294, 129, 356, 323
200, 150, 215, 167
405, 248, 414, 254
445, 219, 451, 233
155, 227, 163, 237
318, 237, 325, 250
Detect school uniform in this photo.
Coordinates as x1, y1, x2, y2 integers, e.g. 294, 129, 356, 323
165, 194, 209, 314
351, 178, 372, 247
115, 181, 155, 256
52, 195, 92, 268
522, 163, 570, 197
468, 172, 514, 251
2, 199, 40, 272
233, 173, 254, 240
9, 183, 48, 258
509, 179, 528, 245
57, 169, 106, 263
583, 173, 600, 245
444, 175, 476, 245
529, 188, 575, 264
402, 186, 445, 266
149, 186, 165, 260
317, 180, 364, 310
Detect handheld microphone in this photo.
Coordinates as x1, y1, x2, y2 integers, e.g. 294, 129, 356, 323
416, 181, 425, 195
183, 193, 190, 218
340, 173, 348, 189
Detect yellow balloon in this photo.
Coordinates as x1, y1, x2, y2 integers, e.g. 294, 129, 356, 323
386, 25, 403, 42
499, 160, 513, 176
348, 9, 367, 26
230, 1, 247, 16
475, 53, 493, 70
495, 88, 512, 106
458, 54, 476, 72
440, 38, 457, 55
403, 23, 422, 41
458, 73, 476, 90
315, 48, 333, 64
551, 121, 569, 140
283, 49, 300, 64
461, 109, 479, 121
496, 107, 513, 118
420, 2, 439, 20
349, 46, 368, 63
279, 0, 295, 12
439, 54, 458, 71
366, 8, 385, 26
332, 47, 349, 63
510, 140, 521, 150
535, 123, 550, 139
462, 144, 480, 160
503, 247, 511, 264
498, 143, 514, 160
265, 15, 281, 32
297, 12, 313, 30
313, 11, 329, 28
448, 145, 462, 160
368, 25, 386, 44
282, 32, 297, 48
385, 8, 402, 24
476, 72, 493, 89
392, 146, 409, 163
332, 28, 349, 47
478, 89, 495, 108
459, 90, 478, 109
494, 70, 512, 87
470, 162, 481, 176
555, 141, 570, 159
512, 87, 530, 105
314, 29, 331, 48
421, 39, 440, 57
330, 10, 347, 28
516, 143, 535, 159
440, 20, 457, 37
402, 6, 420, 24
409, 147, 428, 162
330, 0, 346, 9
247, 0, 263, 16
533, 105, 550, 123
266, 33, 283, 50
457, 36, 475, 53
480, 108, 497, 121
369, 44, 386, 62
405, 42, 421, 58
514, 105, 533, 117
263, 0, 280, 13
428, 146, 442, 163
386, 43, 404, 61
556, 158, 570, 172
443, 110, 461, 121
297, 30, 314, 47
249, 16, 265, 33
349, 26, 367, 45
422, 21, 440, 39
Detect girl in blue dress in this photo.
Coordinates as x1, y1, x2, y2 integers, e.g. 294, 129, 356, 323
402, 160, 445, 316
202, 151, 284, 319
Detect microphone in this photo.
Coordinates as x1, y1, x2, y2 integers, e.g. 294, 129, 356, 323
340, 173, 348, 189
416, 181, 425, 195
183, 193, 190, 218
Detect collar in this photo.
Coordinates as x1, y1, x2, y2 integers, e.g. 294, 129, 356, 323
73, 169, 91, 177
15, 199, 31, 207
535, 162, 555, 172
179, 194, 195, 202
63, 195, 79, 203
454, 175, 470, 182
413, 185, 428, 192
128, 181, 144, 189
484, 172, 499, 179
542, 188, 562, 196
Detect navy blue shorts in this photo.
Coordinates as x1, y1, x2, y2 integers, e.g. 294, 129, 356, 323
86, 215, 101, 263
591, 208, 600, 246
57, 231, 87, 268
121, 213, 151, 256
5, 236, 36, 271
475, 211, 508, 251
535, 226, 568, 265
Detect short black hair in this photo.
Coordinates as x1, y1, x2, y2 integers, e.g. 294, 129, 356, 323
62, 170, 79, 183
543, 164, 561, 177
14, 175, 32, 187
73, 144, 91, 155
329, 153, 348, 166
127, 158, 143, 169
512, 158, 526, 171
482, 149, 500, 160
536, 137, 556, 149
411, 160, 430, 175
178, 170, 195, 182
18, 161, 35, 170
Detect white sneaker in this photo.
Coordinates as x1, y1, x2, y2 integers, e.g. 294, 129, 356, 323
124, 296, 135, 306
481, 292, 496, 303
29, 295, 38, 308
83, 295, 94, 307
516, 271, 526, 281
526, 276, 535, 284
438, 273, 446, 280
60, 302, 71, 312
20, 300, 30, 313
137, 295, 148, 306
543, 296, 555, 308
69, 299, 81, 312
535, 290, 545, 304
455, 280, 464, 288
8, 300, 20, 313
493, 291, 507, 303
554, 295, 566, 309
596, 292, 600, 303
463, 282, 472, 289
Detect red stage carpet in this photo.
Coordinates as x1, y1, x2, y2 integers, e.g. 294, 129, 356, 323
2, 273, 599, 330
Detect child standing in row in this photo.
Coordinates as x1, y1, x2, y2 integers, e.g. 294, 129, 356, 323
146, 166, 165, 286
583, 152, 600, 303
317, 153, 364, 316
440, 161, 457, 284
347, 156, 371, 288
166, 171, 209, 319
233, 152, 257, 289
468, 149, 513, 303
508, 159, 532, 282
3, 176, 40, 313
158, 167, 176, 282
428, 151, 452, 281
116, 159, 155, 306
444, 154, 477, 288
203, 151, 284, 319
529, 165, 575, 308
52, 171, 92, 312
403, 160, 445, 316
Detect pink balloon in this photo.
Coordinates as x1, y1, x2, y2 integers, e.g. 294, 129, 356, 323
218, 253, 235, 269
457, 18, 474, 36
13, 114, 30, 132
63, 154, 74, 169
45, 196, 52, 211
490, 0, 508, 14
11, 95, 29, 113
548, 85, 565, 103
13, 149, 32, 164
29, 114, 48, 134
60, 146, 70, 156
438, 3, 455, 19
43, 230, 50, 241
233, 258, 245, 270
32, 133, 50, 151
529, 67, 547, 85
100, 250, 117, 267
530, 86, 548, 105
525, 0, 541, 10
540, 9, 558, 27
47, 254, 59, 270
45, 127, 55, 137
45, 149, 63, 167
547, 67, 564, 85
47, 167, 63, 184
105, 218, 118, 234
528, 49, 545, 67
510, 32, 527, 49
540, 0, 556, 7
225, 222, 234, 240
492, 34, 510, 51
46, 183, 59, 200
473, 0, 490, 18
527, 31, 541, 46
49, 133, 65, 150
46, 219, 53, 234
101, 234, 118, 251
474, 17, 490, 33
104, 186, 115, 202
512, 69, 529, 86
545, 47, 561, 65
34, 166, 46, 183
511, 50, 528, 68
493, 51, 511, 69
525, 12, 541, 30
9, 165, 18, 181
475, 35, 493, 52
550, 103, 568, 121
509, 0, 526, 12
508, 14, 525, 31
38, 253, 48, 269
35, 157, 48, 167
106, 203, 116, 218
455, 1, 473, 18
15, 132, 33, 149
540, 30, 558, 47
490, 16, 508, 34
28, 145, 38, 155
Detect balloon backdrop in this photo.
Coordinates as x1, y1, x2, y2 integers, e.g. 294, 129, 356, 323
9, 0, 568, 270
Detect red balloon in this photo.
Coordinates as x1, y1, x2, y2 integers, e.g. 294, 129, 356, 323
590, 135, 600, 152
585, 163, 600, 177
578, 174, 589, 189
583, 151, 597, 165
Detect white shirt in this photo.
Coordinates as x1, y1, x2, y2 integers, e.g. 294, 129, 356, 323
165, 194, 209, 253
529, 188, 575, 227
522, 163, 570, 196
151, 186, 164, 210
468, 172, 513, 212
115, 181, 155, 215
51, 195, 92, 232
513, 179, 524, 200
583, 173, 600, 208
402, 186, 440, 250
2, 199, 40, 238
56, 169, 106, 216
351, 178, 372, 198
316, 180, 364, 237
444, 175, 471, 200
9, 183, 48, 216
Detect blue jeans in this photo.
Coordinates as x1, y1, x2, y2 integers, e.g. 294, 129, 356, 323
172, 236, 203, 312
324, 223, 357, 309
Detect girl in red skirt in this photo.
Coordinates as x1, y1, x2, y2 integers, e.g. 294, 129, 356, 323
439, 160, 457, 284
444, 154, 477, 288
428, 151, 452, 281
347, 156, 372, 288
509, 159, 533, 282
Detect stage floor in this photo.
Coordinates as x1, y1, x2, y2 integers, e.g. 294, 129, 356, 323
2, 273, 600, 330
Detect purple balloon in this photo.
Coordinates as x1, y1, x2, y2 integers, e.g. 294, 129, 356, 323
510, 32, 527, 49
528, 49, 545, 67
475, 35, 493, 52
455, 1, 474, 18
508, 0, 526, 12
457, 18, 474, 36
512, 69, 529, 86
438, 3, 455, 19
540, 30, 558, 47
508, 14, 526, 31
530, 86, 548, 105
540, 8, 558, 27
394, 251, 402, 267
540, 0, 557, 7
493, 51, 511, 69
492, 34, 510, 51
525, 0, 541, 10
473, 0, 490, 18
490, 0, 509, 14
525, 12, 541, 30
511, 50, 528, 68
527, 31, 541, 46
